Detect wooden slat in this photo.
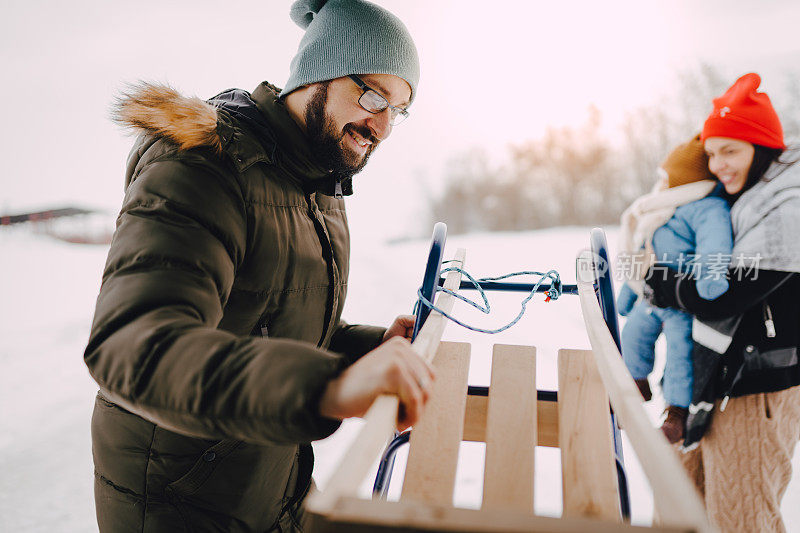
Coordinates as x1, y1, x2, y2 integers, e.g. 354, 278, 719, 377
558, 348, 620, 521
401, 341, 471, 505
482, 344, 536, 512
463, 395, 558, 447
306, 249, 466, 514
308, 495, 694, 533
576, 251, 715, 533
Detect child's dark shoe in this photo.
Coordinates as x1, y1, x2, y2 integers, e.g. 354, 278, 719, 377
634, 378, 652, 401
660, 406, 688, 444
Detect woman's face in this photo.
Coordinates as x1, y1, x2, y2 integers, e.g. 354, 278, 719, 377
704, 137, 755, 195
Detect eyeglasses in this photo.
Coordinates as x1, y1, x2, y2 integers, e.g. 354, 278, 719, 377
348, 74, 410, 126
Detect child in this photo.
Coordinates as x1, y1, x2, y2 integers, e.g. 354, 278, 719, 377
617, 134, 733, 444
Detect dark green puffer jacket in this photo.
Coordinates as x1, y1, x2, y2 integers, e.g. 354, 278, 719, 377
85, 82, 385, 532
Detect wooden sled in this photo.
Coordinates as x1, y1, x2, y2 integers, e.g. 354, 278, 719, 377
306, 226, 715, 533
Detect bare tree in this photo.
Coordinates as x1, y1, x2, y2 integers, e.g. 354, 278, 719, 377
429, 64, 800, 235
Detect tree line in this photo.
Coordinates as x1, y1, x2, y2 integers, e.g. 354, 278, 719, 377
428, 64, 800, 234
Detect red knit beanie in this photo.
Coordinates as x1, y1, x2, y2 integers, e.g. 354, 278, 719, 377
701, 73, 785, 149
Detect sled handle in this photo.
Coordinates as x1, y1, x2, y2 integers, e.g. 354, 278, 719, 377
589, 227, 622, 351
307, 248, 465, 514
412, 222, 447, 340
577, 250, 715, 533
587, 227, 631, 520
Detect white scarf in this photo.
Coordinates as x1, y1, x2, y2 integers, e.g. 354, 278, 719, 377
730, 145, 800, 274
618, 173, 718, 293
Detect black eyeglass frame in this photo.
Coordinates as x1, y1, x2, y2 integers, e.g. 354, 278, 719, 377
348, 74, 410, 126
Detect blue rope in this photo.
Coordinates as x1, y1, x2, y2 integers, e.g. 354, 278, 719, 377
416, 263, 562, 335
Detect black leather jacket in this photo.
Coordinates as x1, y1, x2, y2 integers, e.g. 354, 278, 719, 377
645, 267, 800, 446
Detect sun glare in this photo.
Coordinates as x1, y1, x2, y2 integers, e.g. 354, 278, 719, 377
404, 1, 673, 153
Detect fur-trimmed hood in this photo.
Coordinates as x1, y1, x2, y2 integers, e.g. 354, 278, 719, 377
112, 82, 354, 196
112, 83, 225, 154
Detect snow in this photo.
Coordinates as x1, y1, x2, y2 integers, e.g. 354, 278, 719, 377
1, 225, 799, 531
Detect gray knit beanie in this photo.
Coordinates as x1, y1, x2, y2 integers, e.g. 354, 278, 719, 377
281, 0, 420, 102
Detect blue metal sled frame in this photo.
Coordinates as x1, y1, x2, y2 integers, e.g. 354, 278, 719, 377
372, 224, 631, 522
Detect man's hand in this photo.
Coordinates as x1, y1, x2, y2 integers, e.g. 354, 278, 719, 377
318, 337, 435, 431
382, 314, 415, 342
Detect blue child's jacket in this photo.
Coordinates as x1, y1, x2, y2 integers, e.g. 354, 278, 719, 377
618, 183, 733, 315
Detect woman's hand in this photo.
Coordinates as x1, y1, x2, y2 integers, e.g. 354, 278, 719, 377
643, 264, 681, 308
318, 336, 435, 431
382, 314, 416, 342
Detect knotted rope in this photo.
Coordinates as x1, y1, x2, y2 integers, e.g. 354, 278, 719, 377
414, 262, 563, 334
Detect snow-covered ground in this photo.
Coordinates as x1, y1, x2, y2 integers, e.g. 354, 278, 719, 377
1, 225, 798, 531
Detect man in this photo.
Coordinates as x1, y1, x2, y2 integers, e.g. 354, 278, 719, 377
85, 1, 433, 531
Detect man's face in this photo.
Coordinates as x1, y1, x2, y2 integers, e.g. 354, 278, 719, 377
303, 73, 412, 178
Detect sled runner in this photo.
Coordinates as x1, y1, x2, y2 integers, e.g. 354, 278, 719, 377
305, 223, 715, 533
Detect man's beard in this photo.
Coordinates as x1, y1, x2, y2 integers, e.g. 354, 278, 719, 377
304, 82, 377, 179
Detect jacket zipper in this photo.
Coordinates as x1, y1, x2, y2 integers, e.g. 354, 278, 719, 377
719, 364, 730, 411
719, 361, 747, 412
763, 301, 776, 338
304, 192, 338, 347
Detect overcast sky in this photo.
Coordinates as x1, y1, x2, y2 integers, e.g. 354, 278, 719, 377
2, 0, 800, 242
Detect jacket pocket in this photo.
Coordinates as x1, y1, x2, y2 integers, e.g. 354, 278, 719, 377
743, 346, 798, 372
166, 439, 242, 497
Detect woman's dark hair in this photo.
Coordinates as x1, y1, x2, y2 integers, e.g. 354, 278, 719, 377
723, 144, 784, 203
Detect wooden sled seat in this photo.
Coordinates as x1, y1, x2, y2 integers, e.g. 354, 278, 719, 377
305, 248, 714, 533
405, 342, 621, 522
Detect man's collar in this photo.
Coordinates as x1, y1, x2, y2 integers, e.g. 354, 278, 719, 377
251, 82, 331, 184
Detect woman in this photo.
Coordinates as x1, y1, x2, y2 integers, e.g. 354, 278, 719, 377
645, 73, 800, 533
